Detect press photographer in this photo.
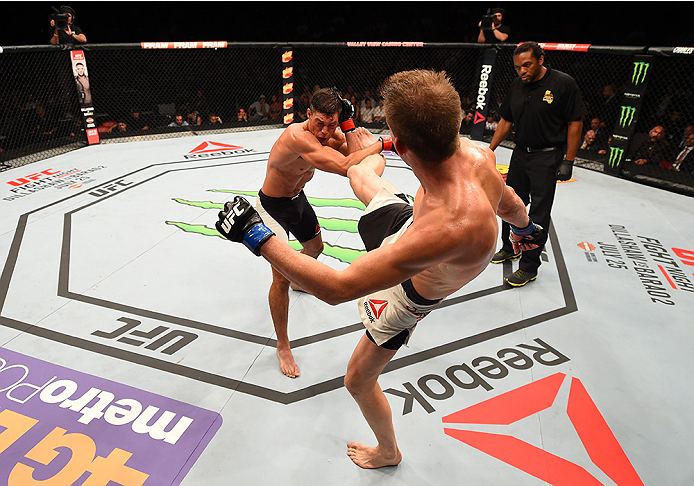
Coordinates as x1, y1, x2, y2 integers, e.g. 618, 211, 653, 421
49, 6, 87, 45
477, 7, 510, 43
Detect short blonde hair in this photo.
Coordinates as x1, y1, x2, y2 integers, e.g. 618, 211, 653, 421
380, 70, 462, 163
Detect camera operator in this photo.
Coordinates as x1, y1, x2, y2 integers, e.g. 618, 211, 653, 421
49, 6, 87, 45
477, 7, 510, 43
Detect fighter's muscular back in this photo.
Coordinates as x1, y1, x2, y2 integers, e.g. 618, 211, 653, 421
261, 120, 349, 198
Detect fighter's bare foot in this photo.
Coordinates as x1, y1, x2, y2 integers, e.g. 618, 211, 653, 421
277, 348, 300, 378
347, 442, 401, 469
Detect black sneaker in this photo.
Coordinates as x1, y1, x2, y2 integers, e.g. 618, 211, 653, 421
504, 269, 537, 287
491, 249, 522, 264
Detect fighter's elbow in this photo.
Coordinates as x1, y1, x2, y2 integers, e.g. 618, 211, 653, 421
315, 285, 354, 306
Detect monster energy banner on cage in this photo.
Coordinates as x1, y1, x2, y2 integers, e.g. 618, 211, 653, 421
470, 49, 498, 141
605, 54, 653, 175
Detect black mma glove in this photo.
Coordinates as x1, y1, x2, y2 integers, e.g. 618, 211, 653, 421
556, 159, 573, 181
215, 196, 275, 256
339, 98, 356, 133
379, 135, 398, 154
509, 219, 548, 251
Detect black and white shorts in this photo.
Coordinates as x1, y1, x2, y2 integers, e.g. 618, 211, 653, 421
256, 189, 321, 244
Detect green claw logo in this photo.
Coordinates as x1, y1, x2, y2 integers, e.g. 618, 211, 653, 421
166, 189, 402, 264
619, 105, 636, 128
608, 147, 624, 168
632, 61, 649, 85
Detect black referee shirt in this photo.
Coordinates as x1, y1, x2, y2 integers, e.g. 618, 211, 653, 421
498, 67, 586, 150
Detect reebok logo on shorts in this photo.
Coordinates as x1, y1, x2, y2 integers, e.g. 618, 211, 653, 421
364, 299, 388, 322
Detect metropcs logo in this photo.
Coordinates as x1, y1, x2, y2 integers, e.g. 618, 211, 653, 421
442, 372, 643, 485
184, 141, 254, 159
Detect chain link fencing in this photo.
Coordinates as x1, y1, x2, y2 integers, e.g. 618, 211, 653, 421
1, 42, 693, 195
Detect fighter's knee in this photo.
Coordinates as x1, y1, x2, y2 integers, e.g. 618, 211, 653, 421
271, 271, 291, 290
344, 371, 360, 397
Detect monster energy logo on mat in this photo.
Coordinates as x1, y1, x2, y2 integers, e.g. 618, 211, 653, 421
632, 61, 650, 85
619, 106, 636, 128
609, 147, 625, 168
165, 189, 387, 264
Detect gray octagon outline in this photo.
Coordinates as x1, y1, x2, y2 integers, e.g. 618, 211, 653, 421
0, 152, 577, 404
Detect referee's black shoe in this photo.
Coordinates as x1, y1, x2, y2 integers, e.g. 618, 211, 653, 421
504, 269, 537, 287
491, 249, 521, 264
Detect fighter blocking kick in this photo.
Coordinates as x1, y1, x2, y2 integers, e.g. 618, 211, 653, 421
253, 87, 393, 378
216, 70, 546, 469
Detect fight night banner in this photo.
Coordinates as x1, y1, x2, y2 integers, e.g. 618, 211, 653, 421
606, 54, 654, 175
282, 47, 294, 125
69, 50, 99, 145
470, 49, 498, 141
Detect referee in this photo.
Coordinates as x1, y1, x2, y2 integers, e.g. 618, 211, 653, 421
489, 41, 586, 287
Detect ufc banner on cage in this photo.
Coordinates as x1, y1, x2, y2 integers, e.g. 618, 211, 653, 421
70, 50, 99, 145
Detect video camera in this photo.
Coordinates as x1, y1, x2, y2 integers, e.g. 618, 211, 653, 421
480, 7, 504, 31
480, 14, 494, 31
50, 6, 75, 31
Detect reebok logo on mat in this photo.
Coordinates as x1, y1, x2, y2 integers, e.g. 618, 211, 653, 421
442, 372, 644, 486
189, 141, 244, 153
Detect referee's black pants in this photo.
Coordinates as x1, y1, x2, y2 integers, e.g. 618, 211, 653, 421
499, 148, 563, 274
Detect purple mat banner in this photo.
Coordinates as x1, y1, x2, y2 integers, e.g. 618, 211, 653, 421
0, 347, 222, 485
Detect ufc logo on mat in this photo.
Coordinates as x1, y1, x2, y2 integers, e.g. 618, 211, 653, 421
442, 372, 644, 485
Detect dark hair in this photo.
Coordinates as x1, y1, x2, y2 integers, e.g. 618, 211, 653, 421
310, 87, 342, 117
491, 7, 505, 16
380, 70, 462, 163
514, 41, 544, 60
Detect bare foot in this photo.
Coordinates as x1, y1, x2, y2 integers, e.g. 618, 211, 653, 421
277, 347, 300, 378
347, 442, 402, 469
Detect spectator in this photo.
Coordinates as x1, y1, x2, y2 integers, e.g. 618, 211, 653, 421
460, 110, 475, 134
49, 6, 86, 45
372, 98, 386, 124
191, 90, 209, 117
589, 116, 609, 150
477, 8, 510, 43
205, 113, 224, 126
236, 108, 248, 123
664, 109, 686, 145
579, 130, 606, 155
168, 115, 189, 127
360, 89, 376, 114
269, 94, 282, 121
249, 95, 270, 122
633, 125, 669, 166
127, 108, 150, 130
69, 119, 84, 137
186, 110, 202, 126
359, 98, 376, 124
675, 124, 694, 151
600, 84, 620, 132
485, 113, 498, 132
673, 132, 694, 174
113, 121, 128, 133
